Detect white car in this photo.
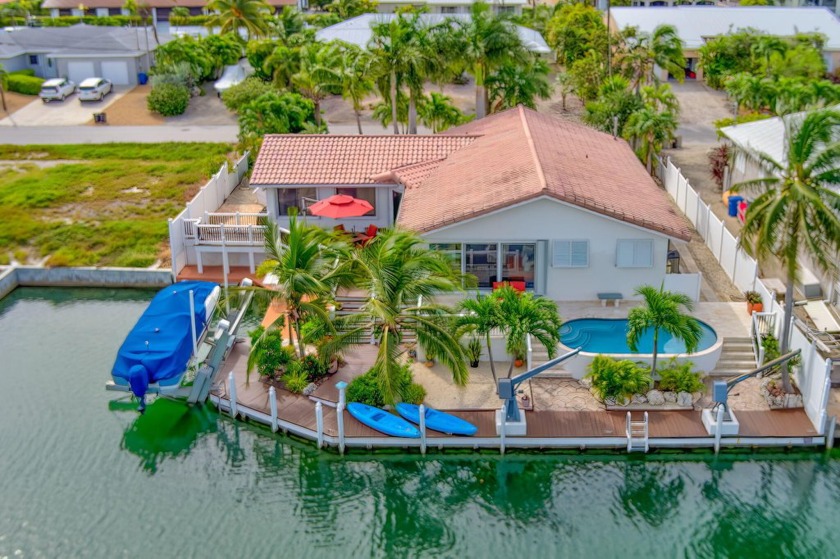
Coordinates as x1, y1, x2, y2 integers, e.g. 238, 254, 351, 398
78, 77, 113, 102
39, 78, 76, 103
213, 64, 247, 96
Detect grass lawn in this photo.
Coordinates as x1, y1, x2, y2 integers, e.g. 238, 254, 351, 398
0, 143, 233, 267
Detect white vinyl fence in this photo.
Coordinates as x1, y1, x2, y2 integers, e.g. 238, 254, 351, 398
169, 154, 249, 275
658, 155, 833, 433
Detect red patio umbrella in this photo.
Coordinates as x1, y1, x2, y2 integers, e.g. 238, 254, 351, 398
307, 194, 373, 218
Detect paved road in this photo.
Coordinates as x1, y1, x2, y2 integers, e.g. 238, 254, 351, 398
0, 125, 239, 144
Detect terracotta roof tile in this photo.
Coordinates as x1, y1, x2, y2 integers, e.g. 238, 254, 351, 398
251, 135, 476, 186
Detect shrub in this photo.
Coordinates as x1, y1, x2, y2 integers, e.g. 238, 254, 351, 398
586, 354, 652, 402
6, 74, 45, 95
301, 353, 328, 382
221, 77, 273, 113
402, 382, 427, 405
657, 359, 705, 393
147, 83, 190, 116
248, 327, 294, 379
347, 363, 426, 406
283, 361, 310, 394
761, 334, 780, 362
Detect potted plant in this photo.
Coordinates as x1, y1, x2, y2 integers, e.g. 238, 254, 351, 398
513, 346, 526, 368
745, 290, 763, 314
424, 348, 436, 368
466, 337, 482, 368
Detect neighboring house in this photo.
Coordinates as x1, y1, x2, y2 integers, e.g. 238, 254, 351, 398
0, 25, 169, 85
373, 0, 525, 15
316, 14, 549, 54
608, 7, 840, 80
40, 0, 296, 26
720, 111, 840, 304
248, 106, 691, 300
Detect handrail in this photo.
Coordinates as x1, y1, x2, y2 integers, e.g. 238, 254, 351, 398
526, 334, 533, 371
751, 311, 775, 366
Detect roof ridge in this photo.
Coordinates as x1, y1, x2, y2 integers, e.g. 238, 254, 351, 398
518, 106, 547, 192
264, 134, 479, 139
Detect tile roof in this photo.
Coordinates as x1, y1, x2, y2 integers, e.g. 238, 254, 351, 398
0, 24, 172, 56
42, 0, 294, 8
396, 106, 692, 240
251, 135, 476, 186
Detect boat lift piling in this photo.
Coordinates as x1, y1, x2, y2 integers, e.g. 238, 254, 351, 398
315, 402, 324, 449
269, 386, 278, 433
229, 371, 237, 419
189, 289, 197, 356
419, 404, 427, 455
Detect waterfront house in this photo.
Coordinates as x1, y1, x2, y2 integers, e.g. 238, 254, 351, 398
244, 106, 691, 301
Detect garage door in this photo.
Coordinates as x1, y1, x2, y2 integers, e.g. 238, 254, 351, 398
67, 61, 95, 84
101, 61, 131, 85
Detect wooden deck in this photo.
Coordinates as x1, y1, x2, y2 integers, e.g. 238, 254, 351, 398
177, 266, 256, 284
211, 340, 823, 450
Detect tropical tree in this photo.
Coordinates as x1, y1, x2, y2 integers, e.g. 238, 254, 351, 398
325, 230, 469, 404
261, 216, 347, 359
290, 43, 341, 127
264, 43, 301, 89
456, 293, 505, 383
326, 0, 377, 19
237, 91, 316, 151
623, 105, 678, 173
418, 92, 466, 133
486, 56, 553, 113
751, 34, 787, 78
617, 24, 685, 92
206, 0, 273, 40
337, 46, 374, 134
0, 64, 7, 114
556, 71, 574, 112
583, 75, 642, 136
369, 14, 422, 133
496, 287, 563, 378
455, 1, 526, 119
626, 284, 703, 378
724, 72, 766, 115
545, 3, 608, 68
730, 109, 840, 393
271, 6, 304, 40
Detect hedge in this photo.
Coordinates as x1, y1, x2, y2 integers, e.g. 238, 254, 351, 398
6, 74, 45, 96
147, 83, 190, 116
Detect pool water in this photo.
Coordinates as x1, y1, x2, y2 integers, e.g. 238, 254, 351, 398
560, 318, 718, 354
1, 288, 839, 558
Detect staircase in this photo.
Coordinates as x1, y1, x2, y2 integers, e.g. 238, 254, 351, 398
710, 337, 757, 377
626, 411, 649, 453
333, 293, 416, 345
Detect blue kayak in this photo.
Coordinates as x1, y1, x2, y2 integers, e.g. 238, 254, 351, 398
347, 403, 421, 438
395, 403, 478, 436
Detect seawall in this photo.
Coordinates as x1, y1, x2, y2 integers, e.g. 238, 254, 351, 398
0, 266, 173, 299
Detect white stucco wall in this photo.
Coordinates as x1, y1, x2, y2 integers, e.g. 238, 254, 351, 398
421, 197, 671, 301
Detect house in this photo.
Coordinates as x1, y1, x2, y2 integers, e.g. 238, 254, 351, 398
248, 106, 691, 300
0, 25, 169, 84
316, 14, 549, 54
608, 7, 840, 80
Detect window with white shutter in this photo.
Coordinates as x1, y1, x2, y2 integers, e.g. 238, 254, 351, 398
616, 239, 654, 268
552, 240, 589, 268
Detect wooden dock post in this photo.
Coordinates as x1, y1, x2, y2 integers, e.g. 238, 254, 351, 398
269, 386, 278, 433
315, 402, 324, 449
337, 403, 346, 455
228, 371, 237, 419
419, 404, 427, 455
499, 405, 506, 455
826, 415, 836, 451
714, 405, 724, 455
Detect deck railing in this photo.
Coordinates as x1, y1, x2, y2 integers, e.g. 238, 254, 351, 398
751, 311, 776, 366
184, 212, 269, 246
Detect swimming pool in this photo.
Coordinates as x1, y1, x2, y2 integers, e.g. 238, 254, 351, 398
560, 318, 718, 354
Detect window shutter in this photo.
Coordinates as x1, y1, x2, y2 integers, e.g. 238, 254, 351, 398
617, 239, 653, 268
553, 240, 588, 268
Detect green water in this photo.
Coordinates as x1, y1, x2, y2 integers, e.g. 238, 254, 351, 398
1, 288, 839, 559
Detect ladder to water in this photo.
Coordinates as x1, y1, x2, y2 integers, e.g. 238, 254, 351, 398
626, 411, 649, 453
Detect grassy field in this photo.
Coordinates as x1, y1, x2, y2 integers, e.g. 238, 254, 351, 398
0, 143, 233, 267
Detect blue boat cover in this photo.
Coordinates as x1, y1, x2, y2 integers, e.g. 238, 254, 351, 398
112, 281, 218, 401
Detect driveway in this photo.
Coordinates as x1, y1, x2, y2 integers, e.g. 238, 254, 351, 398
0, 85, 133, 127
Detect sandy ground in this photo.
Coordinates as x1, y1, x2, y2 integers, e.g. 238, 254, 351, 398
98, 83, 236, 126
1, 91, 36, 116
94, 84, 164, 126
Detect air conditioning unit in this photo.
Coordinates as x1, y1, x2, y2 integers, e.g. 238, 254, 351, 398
798, 266, 823, 300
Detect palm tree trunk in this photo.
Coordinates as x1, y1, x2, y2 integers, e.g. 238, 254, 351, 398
485, 332, 497, 384
475, 64, 486, 119
650, 328, 659, 389
779, 280, 795, 393
0, 85, 6, 113
390, 70, 399, 134
294, 319, 306, 359
314, 99, 321, 126
355, 108, 363, 135
408, 91, 417, 135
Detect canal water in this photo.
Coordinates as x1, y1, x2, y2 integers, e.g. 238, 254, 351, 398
1, 288, 839, 558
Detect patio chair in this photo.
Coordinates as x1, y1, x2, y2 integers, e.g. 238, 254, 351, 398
354, 224, 378, 246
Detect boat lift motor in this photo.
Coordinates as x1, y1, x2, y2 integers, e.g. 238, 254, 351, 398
498, 347, 581, 424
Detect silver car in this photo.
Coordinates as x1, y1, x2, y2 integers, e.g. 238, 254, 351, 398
39, 78, 76, 103
78, 78, 112, 102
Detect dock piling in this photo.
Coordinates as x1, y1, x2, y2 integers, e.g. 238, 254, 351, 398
315, 402, 324, 449
337, 403, 346, 454
269, 386, 278, 433
826, 415, 836, 451
419, 404, 427, 455
714, 405, 724, 455
228, 371, 237, 419
499, 405, 506, 455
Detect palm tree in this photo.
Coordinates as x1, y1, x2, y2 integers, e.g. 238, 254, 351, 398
0, 64, 7, 114
418, 92, 465, 133
751, 35, 787, 78
623, 105, 678, 173
496, 287, 563, 378
369, 14, 423, 134
456, 293, 505, 383
618, 24, 685, 92
337, 46, 374, 135
731, 109, 840, 393
207, 0, 273, 40
486, 56, 553, 113
291, 43, 341, 127
626, 284, 703, 378
641, 83, 679, 115
455, 1, 526, 119
262, 216, 346, 359
264, 44, 300, 89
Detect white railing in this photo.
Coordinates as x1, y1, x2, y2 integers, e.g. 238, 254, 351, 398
194, 223, 267, 246
750, 311, 776, 366
203, 212, 267, 226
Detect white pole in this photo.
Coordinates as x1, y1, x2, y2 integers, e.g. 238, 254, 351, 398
499, 405, 506, 455
315, 402, 324, 449
228, 371, 237, 419
189, 289, 197, 356
337, 403, 345, 454
269, 386, 278, 433
419, 404, 427, 455
714, 405, 724, 455
826, 415, 836, 451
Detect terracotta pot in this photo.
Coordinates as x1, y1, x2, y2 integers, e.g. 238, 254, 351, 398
748, 302, 763, 314
514, 359, 525, 368
470, 360, 479, 368
425, 360, 435, 368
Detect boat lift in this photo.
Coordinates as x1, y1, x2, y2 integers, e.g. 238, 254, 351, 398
496, 347, 581, 436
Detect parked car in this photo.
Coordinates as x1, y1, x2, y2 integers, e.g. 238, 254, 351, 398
78, 78, 113, 102
213, 63, 247, 97
39, 78, 76, 103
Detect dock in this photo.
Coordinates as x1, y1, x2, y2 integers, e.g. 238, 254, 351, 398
209, 342, 825, 454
